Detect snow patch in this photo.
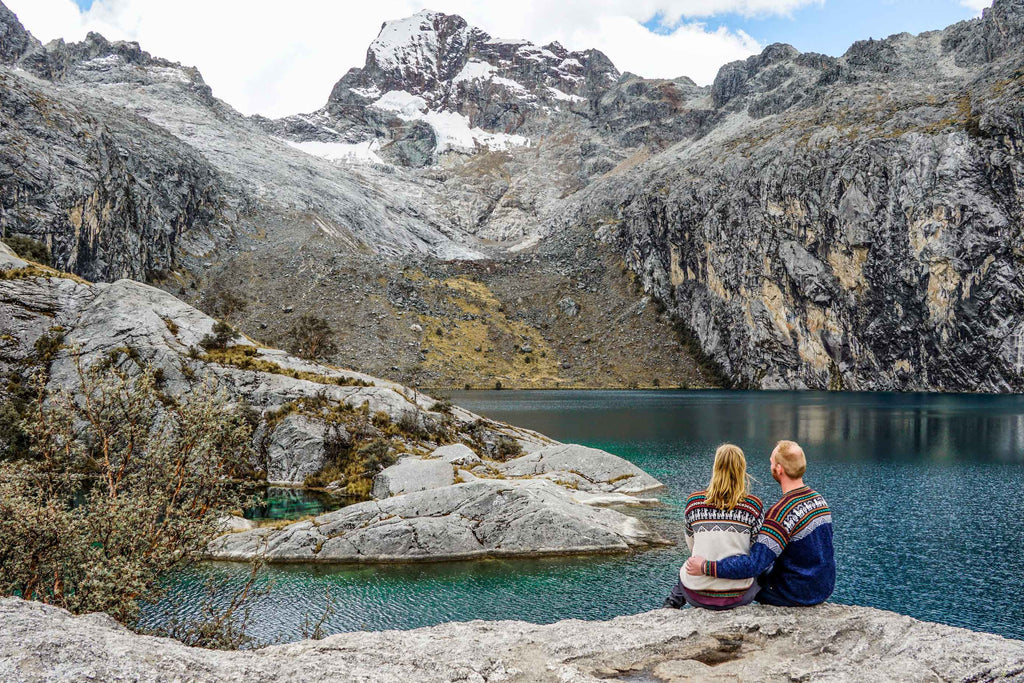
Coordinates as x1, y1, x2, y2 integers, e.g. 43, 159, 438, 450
280, 138, 384, 164
374, 90, 429, 116
370, 90, 528, 154
81, 55, 122, 68
559, 58, 582, 69
350, 86, 382, 99
487, 37, 530, 45
453, 60, 496, 83
547, 87, 585, 103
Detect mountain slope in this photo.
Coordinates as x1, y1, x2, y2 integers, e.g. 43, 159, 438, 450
2, 2, 1023, 392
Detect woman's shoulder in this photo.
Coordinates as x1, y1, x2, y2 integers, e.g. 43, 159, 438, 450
686, 489, 708, 504
742, 494, 765, 513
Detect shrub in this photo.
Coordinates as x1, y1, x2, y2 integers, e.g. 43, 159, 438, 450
493, 436, 524, 462
200, 321, 239, 351
0, 361, 259, 625
285, 314, 338, 361
430, 397, 453, 414
5, 235, 50, 266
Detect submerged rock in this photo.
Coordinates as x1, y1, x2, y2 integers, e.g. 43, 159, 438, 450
3, 598, 1022, 682
210, 479, 667, 563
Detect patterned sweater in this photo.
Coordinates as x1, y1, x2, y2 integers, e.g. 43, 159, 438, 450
706, 485, 835, 606
681, 491, 764, 598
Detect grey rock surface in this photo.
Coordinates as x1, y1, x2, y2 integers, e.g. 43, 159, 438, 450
263, 415, 329, 484
5, 0, 1023, 397
210, 479, 665, 563
498, 444, 665, 495
431, 442, 482, 465
371, 456, 456, 498
2, 598, 1023, 682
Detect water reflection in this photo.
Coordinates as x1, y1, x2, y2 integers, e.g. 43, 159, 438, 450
244, 487, 352, 521
450, 390, 1024, 464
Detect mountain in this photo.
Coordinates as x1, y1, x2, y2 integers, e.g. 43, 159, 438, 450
1, 2, 1023, 392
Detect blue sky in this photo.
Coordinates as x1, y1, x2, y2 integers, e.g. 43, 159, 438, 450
644, 0, 980, 57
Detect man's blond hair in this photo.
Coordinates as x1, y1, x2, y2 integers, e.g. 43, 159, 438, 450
773, 440, 807, 478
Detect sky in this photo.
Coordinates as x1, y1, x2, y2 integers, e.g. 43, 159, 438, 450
6, 0, 989, 118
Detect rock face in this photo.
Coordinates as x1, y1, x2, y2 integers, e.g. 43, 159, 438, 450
497, 444, 665, 495
371, 456, 455, 498
572, 1, 1024, 392
261, 415, 329, 484
210, 479, 666, 563
3, 598, 1023, 682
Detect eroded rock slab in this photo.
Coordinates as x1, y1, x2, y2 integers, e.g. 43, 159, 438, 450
371, 456, 456, 498
2, 599, 1022, 683
210, 479, 666, 563
497, 444, 665, 495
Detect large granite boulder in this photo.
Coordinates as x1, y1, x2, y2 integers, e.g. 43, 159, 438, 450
2, 598, 1023, 682
210, 479, 666, 563
497, 444, 664, 495
371, 457, 455, 498
262, 415, 328, 484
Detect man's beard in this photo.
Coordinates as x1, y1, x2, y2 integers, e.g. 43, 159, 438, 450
771, 468, 781, 483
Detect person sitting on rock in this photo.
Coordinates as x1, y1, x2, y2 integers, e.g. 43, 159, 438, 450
664, 443, 765, 610
684, 440, 835, 607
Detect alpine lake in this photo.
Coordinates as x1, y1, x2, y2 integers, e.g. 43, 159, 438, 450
143, 390, 1024, 644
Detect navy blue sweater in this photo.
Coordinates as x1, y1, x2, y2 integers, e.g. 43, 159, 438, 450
706, 485, 835, 606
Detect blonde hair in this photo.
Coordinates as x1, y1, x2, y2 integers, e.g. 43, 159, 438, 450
706, 444, 749, 510
773, 440, 807, 478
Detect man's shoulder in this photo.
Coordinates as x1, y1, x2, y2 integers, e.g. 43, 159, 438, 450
765, 487, 827, 522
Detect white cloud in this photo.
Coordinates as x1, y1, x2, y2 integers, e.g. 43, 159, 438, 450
2, 0, 810, 117
959, 0, 990, 12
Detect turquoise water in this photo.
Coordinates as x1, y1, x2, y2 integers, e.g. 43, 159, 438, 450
243, 487, 351, 521
143, 390, 1024, 643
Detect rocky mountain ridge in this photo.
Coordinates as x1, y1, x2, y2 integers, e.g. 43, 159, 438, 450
1, 1, 1023, 391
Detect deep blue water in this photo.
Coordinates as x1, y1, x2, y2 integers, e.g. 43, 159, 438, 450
144, 390, 1024, 643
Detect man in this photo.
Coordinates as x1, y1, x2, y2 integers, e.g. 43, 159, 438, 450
685, 440, 835, 606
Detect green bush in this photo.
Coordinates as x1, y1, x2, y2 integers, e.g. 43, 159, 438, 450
0, 361, 259, 626
199, 321, 239, 351
5, 235, 50, 266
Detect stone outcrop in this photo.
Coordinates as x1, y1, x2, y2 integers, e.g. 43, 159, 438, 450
371, 456, 455, 498
3, 598, 1023, 682
210, 479, 666, 563
570, 0, 1024, 392
496, 444, 665, 495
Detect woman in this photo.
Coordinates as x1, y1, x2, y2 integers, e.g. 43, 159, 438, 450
664, 444, 764, 610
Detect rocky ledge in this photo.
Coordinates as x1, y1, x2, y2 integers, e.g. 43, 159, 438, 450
210, 478, 667, 563
3, 598, 1022, 682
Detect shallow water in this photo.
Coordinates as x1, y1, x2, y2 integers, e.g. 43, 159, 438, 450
143, 390, 1024, 643
243, 487, 351, 521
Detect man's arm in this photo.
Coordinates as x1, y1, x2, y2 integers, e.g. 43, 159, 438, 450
686, 521, 787, 579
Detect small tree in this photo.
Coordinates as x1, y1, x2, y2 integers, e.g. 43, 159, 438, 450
286, 314, 338, 361
0, 360, 258, 625
199, 321, 238, 351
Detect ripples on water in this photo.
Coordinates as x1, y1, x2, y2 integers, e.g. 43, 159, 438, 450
141, 391, 1024, 643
